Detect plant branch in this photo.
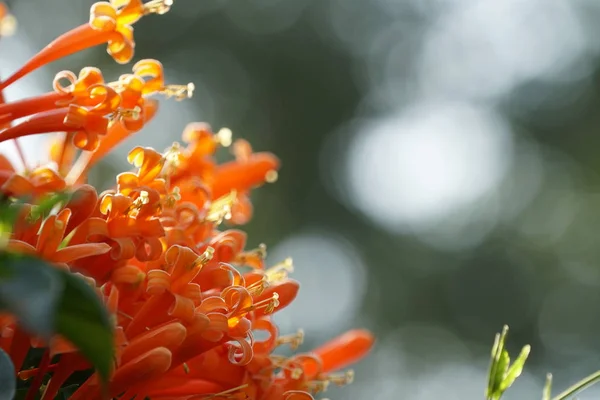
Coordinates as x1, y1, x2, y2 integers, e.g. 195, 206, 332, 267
552, 370, 600, 400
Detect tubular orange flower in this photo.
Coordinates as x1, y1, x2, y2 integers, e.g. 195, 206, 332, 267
0, 0, 173, 90
0, 1, 374, 399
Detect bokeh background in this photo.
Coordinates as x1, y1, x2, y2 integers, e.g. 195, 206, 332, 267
5, 0, 600, 398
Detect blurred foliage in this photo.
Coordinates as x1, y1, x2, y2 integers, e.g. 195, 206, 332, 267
0, 247, 114, 387
486, 326, 530, 400
0, 347, 15, 400
485, 326, 600, 400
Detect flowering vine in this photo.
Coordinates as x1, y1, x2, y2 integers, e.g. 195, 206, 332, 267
0, 1, 375, 399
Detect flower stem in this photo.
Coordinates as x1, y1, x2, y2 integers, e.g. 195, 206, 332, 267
25, 349, 50, 400
552, 370, 600, 400
13, 138, 28, 173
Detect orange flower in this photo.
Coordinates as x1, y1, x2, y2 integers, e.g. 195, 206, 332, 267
0, 0, 173, 90
0, 1, 374, 399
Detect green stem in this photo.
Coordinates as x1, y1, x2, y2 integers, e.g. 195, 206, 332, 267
552, 370, 600, 400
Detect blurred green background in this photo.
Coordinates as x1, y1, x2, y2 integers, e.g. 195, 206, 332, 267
5, 0, 600, 398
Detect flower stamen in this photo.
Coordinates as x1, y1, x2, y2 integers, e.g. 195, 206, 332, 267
265, 257, 294, 283
242, 292, 279, 315
307, 380, 329, 394
276, 329, 305, 351
158, 83, 195, 101
265, 169, 278, 183
118, 311, 134, 320
215, 127, 233, 147
246, 277, 268, 297
268, 355, 304, 379
194, 246, 215, 267
197, 383, 249, 399
327, 369, 355, 386
206, 190, 237, 224
307, 370, 354, 394
110, 106, 142, 124
143, 0, 174, 15
163, 142, 181, 165
124, 190, 150, 216
163, 187, 181, 208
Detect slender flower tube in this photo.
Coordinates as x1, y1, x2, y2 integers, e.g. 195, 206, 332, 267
0, 0, 174, 90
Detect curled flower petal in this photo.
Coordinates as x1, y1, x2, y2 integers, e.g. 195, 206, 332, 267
252, 318, 278, 355
283, 391, 315, 400
226, 335, 253, 366
132, 58, 165, 95
208, 230, 247, 263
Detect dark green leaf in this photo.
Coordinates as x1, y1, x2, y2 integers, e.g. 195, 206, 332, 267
0, 253, 63, 339
13, 388, 29, 400
0, 348, 16, 400
55, 271, 113, 384
0, 253, 113, 385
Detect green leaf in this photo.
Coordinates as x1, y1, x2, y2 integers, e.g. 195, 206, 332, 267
0, 201, 20, 249
487, 333, 501, 398
55, 270, 113, 384
489, 350, 510, 400
500, 345, 530, 392
0, 253, 113, 385
500, 345, 531, 392
0, 253, 64, 339
486, 325, 531, 400
26, 191, 71, 223
0, 348, 16, 400
487, 326, 509, 399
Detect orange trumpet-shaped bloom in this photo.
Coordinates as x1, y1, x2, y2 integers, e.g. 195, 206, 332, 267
87, 99, 159, 167
0, 24, 117, 90
0, 67, 106, 126
302, 329, 375, 379
1, 167, 66, 199
0, 0, 173, 89
211, 146, 280, 199
0, 1, 374, 399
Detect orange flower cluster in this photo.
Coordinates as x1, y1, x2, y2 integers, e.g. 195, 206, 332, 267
0, 1, 374, 399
